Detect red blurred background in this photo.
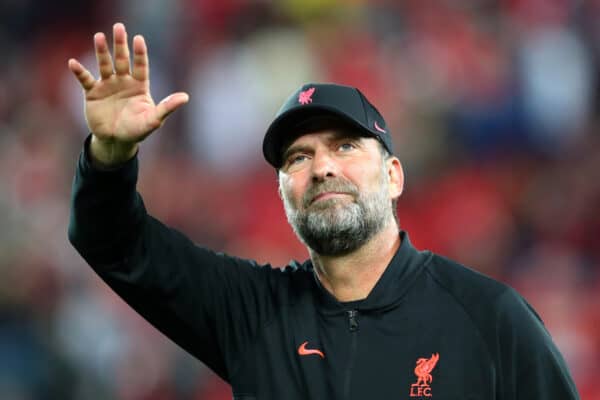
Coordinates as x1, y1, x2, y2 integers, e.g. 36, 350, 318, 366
0, 0, 598, 398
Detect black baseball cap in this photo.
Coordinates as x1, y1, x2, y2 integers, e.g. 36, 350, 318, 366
262, 83, 394, 168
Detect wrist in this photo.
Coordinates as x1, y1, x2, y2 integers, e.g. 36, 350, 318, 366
90, 134, 138, 168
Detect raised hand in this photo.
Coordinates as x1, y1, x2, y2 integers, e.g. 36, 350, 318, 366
68, 22, 189, 165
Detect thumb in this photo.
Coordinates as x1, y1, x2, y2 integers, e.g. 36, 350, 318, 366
155, 92, 190, 122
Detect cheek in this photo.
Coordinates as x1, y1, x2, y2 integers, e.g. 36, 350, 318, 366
280, 176, 308, 207
344, 164, 382, 192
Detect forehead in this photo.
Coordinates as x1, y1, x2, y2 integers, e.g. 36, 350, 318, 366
286, 128, 367, 147
277, 116, 370, 165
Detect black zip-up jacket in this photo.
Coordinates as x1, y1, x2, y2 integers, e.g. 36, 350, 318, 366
68, 139, 580, 399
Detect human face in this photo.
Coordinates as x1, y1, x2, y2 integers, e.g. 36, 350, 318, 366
278, 129, 399, 256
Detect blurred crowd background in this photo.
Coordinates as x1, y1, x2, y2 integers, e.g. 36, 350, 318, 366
1, 0, 599, 398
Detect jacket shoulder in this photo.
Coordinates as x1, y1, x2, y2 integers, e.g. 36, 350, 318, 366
422, 254, 542, 361
422, 253, 516, 350
424, 254, 510, 307
423, 255, 579, 398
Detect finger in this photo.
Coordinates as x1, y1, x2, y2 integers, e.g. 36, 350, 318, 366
94, 32, 114, 79
155, 92, 190, 122
132, 35, 149, 81
113, 22, 131, 75
68, 58, 96, 91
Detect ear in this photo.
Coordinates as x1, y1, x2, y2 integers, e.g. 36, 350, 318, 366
386, 156, 404, 199
277, 171, 285, 199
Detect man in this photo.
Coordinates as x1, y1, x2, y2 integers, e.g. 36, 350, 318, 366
68, 23, 580, 399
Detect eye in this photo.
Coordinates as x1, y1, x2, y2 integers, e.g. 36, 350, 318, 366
338, 142, 356, 152
286, 153, 309, 167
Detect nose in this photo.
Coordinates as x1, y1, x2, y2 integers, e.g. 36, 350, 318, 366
310, 149, 339, 182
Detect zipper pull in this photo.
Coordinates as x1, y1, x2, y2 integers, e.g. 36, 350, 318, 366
347, 310, 359, 332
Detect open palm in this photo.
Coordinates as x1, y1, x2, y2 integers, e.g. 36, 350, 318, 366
68, 23, 188, 147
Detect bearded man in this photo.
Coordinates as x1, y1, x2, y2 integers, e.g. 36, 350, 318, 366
68, 23, 580, 399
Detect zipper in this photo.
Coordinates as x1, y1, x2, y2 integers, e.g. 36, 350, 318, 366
347, 310, 359, 332
343, 310, 359, 399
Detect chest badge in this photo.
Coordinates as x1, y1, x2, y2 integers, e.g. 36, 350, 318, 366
409, 353, 439, 397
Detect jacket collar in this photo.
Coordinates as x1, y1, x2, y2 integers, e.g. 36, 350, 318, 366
308, 231, 432, 314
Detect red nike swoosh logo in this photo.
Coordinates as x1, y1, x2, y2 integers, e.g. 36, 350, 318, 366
298, 341, 325, 359
374, 121, 386, 133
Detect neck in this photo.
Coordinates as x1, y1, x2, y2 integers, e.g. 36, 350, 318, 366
310, 220, 401, 302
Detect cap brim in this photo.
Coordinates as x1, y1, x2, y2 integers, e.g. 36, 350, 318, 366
263, 104, 378, 168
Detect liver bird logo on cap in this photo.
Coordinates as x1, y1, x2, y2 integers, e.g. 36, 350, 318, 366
298, 87, 315, 105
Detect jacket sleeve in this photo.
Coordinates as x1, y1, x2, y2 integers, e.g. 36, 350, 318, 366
495, 288, 580, 399
68, 137, 276, 382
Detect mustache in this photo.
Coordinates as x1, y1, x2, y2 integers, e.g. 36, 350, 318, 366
302, 178, 359, 207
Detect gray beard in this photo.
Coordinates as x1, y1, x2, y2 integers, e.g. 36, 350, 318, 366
282, 175, 391, 256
